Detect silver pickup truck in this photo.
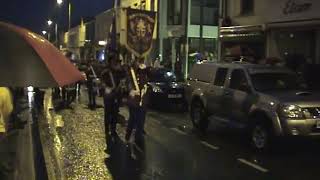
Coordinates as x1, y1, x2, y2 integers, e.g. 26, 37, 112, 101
185, 62, 320, 150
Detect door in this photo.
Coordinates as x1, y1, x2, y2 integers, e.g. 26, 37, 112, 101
224, 69, 253, 127
207, 67, 228, 118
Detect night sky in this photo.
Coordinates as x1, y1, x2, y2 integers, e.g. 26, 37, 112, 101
0, 0, 113, 34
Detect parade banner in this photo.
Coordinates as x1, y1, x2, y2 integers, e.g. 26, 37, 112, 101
126, 8, 156, 57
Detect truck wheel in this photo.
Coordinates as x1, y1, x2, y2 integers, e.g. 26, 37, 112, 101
250, 121, 272, 152
190, 100, 208, 132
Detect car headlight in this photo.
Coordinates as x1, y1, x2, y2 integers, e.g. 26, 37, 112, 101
280, 104, 304, 119
152, 85, 163, 93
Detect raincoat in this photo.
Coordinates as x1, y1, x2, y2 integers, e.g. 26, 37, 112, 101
0, 87, 13, 133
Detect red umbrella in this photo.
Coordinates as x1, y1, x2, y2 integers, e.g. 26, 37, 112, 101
0, 21, 84, 87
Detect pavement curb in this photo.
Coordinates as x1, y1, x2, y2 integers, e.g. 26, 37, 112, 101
38, 113, 60, 180
38, 90, 65, 180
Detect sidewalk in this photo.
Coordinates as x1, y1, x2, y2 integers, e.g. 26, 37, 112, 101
39, 89, 112, 180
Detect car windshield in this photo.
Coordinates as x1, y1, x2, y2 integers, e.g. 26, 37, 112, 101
150, 69, 177, 82
250, 72, 303, 91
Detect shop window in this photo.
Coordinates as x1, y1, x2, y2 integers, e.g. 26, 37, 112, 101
203, 38, 217, 60
191, 0, 201, 25
241, 0, 254, 15
274, 31, 316, 64
188, 38, 217, 61
191, 0, 219, 25
203, 0, 219, 26
189, 38, 201, 54
168, 0, 182, 25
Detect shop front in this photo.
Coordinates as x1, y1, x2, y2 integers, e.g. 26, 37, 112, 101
266, 0, 320, 64
220, 25, 266, 62
265, 0, 320, 89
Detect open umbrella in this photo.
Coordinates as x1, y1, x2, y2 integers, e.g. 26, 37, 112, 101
0, 22, 84, 87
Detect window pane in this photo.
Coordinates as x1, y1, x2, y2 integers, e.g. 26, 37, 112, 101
230, 69, 248, 91
168, 0, 182, 25
203, 0, 219, 25
189, 38, 200, 53
203, 38, 217, 60
214, 68, 228, 86
191, 6, 201, 24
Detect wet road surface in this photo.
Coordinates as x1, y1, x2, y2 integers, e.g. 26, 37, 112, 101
147, 109, 320, 180
42, 91, 320, 180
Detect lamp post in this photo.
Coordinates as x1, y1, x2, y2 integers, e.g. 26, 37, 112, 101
47, 19, 53, 26
57, 0, 71, 31
47, 20, 53, 41
42, 30, 48, 39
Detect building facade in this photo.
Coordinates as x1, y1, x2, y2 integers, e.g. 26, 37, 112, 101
159, 0, 219, 77
64, 20, 86, 60
220, 0, 320, 64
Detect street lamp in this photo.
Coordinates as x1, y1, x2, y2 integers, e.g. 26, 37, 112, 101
57, 0, 63, 5
47, 19, 53, 26
56, 0, 72, 30
42, 31, 47, 35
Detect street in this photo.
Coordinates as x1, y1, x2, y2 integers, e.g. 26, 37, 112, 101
41, 92, 320, 180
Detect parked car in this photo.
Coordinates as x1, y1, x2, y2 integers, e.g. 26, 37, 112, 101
148, 68, 187, 110
185, 62, 320, 151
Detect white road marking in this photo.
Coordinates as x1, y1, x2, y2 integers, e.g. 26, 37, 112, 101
170, 128, 187, 135
200, 141, 219, 150
237, 158, 269, 173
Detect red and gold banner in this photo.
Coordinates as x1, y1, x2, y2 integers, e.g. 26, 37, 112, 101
126, 8, 156, 57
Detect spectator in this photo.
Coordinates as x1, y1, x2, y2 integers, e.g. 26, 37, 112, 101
0, 87, 13, 136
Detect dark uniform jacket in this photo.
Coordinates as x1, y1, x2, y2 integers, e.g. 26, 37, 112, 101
127, 66, 149, 109
101, 67, 125, 112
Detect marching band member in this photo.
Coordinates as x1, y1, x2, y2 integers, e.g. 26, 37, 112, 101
125, 58, 149, 147
85, 61, 97, 110
101, 55, 124, 139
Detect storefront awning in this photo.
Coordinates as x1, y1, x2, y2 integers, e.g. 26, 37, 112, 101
220, 32, 264, 42
267, 19, 320, 29
220, 25, 265, 42
220, 25, 265, 34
